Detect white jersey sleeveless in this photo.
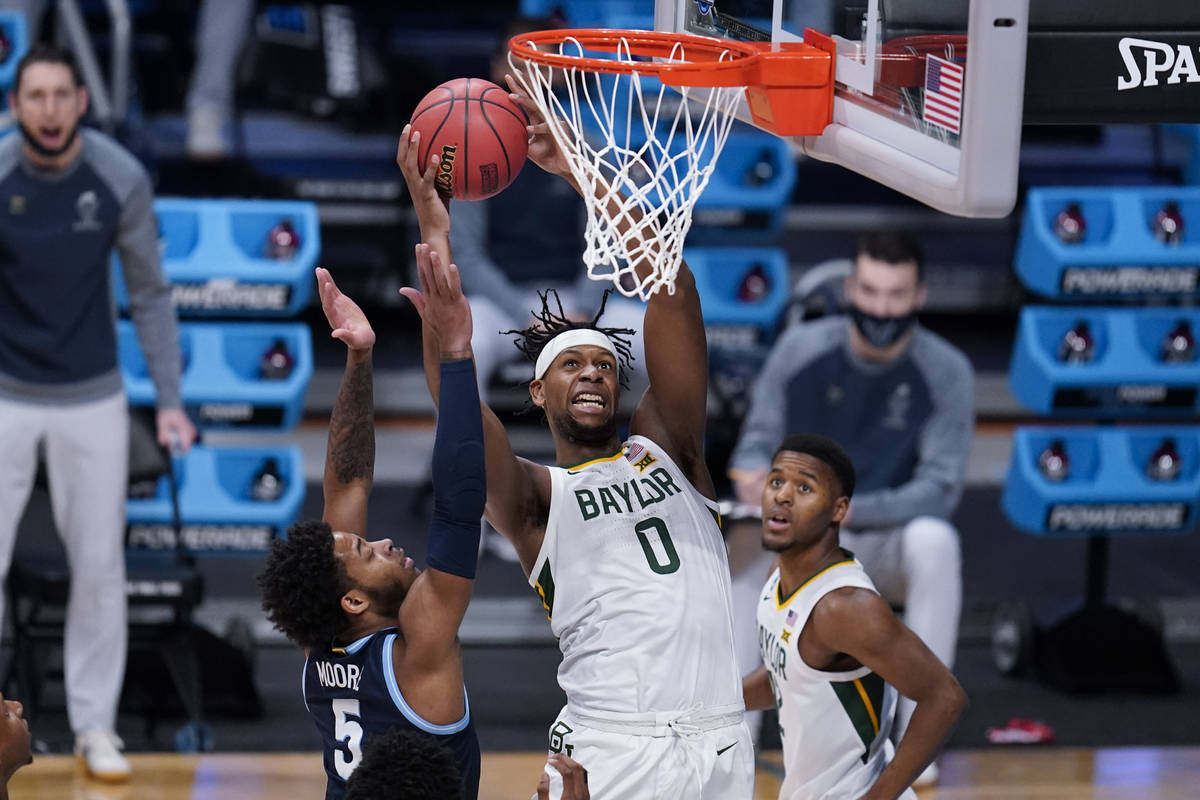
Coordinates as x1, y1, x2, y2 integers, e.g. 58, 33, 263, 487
529, 435, 743, 716
757, 555, 916, 800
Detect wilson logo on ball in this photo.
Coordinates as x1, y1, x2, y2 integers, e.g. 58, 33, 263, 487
435, 145, 457, 197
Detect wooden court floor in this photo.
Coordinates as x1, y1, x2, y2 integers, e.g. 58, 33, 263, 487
10, 747, 1200, 799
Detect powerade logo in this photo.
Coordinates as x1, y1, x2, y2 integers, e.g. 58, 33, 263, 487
171, 279, 292, 311
1117, 38, 1200, 90
1046, 503, 1188, 532
127, 524, 276, 550
1060, 267, 1199, 295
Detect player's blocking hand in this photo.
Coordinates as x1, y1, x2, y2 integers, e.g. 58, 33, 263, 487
536, 753, 590, 800
400, 243, 473, 357
316, 267, 375, 353
396, 123, 450, 227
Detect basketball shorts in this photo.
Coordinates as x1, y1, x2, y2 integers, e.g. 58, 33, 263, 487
537, 703, 755, 800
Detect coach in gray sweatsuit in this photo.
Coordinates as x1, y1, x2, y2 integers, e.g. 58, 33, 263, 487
0, 44, 194, 779
730, 230, 974, 771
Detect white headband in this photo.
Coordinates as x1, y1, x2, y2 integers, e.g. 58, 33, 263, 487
534, 329, 618, 380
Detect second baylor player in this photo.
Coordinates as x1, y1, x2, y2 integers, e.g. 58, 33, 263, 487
745, 434, 965, 800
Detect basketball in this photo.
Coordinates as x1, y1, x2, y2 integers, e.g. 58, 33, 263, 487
408, 78, 528, 201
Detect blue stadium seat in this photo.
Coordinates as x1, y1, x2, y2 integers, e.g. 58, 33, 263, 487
118, 319, 314, 430
112, 198, 320, 318
125, 443, 306, 555
1002, 426, 1199, 537
1008, 306, 1200, 418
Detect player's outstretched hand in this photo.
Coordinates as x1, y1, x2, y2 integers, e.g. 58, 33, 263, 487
504, 74, 574, 184
396, 123, 450, 235
536, 754, 590, 800
316, 267, 375, 353
400, 243, 473, 357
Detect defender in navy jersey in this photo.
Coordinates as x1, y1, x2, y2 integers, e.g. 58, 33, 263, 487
399, 84, 753, 799
259, 258, 484, 799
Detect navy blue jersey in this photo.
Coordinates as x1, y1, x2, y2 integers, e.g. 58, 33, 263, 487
303, 628, 480, 799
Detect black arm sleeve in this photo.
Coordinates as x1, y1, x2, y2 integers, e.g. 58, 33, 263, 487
426, 358, 486, 578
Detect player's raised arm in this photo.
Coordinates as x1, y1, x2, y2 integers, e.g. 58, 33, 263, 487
397, 126, 549, 574
809, 589, 967, 800
316, 267, 376, 536
396, 243, 485, 661
505, 75, 713, 497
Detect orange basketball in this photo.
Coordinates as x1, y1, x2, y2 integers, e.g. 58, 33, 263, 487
408, 78, 529, 201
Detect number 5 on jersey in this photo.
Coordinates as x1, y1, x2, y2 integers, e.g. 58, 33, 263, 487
332, 698, 364, 779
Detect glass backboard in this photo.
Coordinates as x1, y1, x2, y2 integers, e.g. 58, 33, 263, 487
654, 0, 1030, 217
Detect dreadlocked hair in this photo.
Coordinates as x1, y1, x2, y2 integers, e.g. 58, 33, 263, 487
502, 288, 637, 390
257, 520, 351, 651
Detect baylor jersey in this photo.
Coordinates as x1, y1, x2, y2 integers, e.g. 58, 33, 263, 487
529, 435, 743, 714
757, 555, 915, 800
303, 627, 481, 799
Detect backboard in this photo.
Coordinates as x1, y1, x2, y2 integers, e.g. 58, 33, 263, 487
654, 0, 1030, 217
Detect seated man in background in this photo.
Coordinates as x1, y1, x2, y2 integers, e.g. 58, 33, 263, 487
729, 230, 974, 786
0, 692, 33, 796
743, 433, 966, 799
258, 262, 485, 799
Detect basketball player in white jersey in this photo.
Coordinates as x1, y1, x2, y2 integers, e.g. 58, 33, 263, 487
395, 85, 755, 798
744, 434, 966, 799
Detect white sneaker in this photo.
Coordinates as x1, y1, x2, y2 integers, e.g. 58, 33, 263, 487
186, 105, 230, 160
76, 729, 131, 782
913, 761, 939, 789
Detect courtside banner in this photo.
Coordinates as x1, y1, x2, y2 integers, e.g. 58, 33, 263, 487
1024, 31, 1200, 123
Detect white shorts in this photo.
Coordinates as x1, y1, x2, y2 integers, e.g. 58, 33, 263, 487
540, 705, 756, 800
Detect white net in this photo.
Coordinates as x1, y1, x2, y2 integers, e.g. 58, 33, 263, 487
511, 35, 746, 301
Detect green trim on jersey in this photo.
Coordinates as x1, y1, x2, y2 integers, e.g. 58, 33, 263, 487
560, 447, 624, 471
830, 672, 886, 764
707, 504, 723, 532
535, 561, 556, 621
776, 548, 856, 609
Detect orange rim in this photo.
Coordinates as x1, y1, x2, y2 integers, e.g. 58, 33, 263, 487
508, 28, 764, 87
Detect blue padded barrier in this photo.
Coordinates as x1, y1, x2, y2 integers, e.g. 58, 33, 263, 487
1008, 306, 1200, 418
1002, 426, 1199, 537
684, 246, 789, 347
118, 320, 313, 430
1015, 186, 1200, 300
112, 198, 319, 318
125, 444, 306, 555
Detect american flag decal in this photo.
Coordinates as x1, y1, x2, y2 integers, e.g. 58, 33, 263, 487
922, 54, 964, 134
625, 443, 644, 462
785, 609, 798, 627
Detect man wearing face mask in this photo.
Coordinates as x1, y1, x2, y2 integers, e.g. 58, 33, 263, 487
727, 230, 974, 788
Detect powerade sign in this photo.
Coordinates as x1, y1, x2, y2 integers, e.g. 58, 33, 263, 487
171, 279, 293, 311
1046, 502, 1189, 532
1060, 267, 1200, 296
127, 524, 276, 551
1052, 384, 1197, 411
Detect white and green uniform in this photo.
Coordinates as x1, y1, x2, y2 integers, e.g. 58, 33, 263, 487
757, 555, 916, 800
530, 434, 754, 799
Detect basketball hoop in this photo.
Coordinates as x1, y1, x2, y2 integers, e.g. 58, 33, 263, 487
509, 29, 833, 300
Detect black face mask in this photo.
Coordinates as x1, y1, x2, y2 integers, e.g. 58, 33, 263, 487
849, 306, 917, 349
17, 120, 80, 160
